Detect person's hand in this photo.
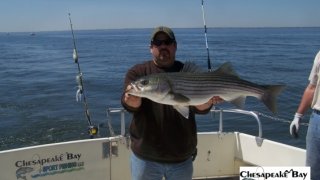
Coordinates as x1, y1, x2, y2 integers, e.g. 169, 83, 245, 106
124, 85, 141, 108
195, 96, 224, 111
211, 96, 224, 105
290, 113, 303, 138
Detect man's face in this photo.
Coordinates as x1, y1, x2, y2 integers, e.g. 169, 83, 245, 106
150, 32, 177, 68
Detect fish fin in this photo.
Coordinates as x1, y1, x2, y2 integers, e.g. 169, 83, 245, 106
261, 85, 286, 114
229, 96, 246, 109
213, 62, 239, 77
171, 92, 190, 103
181, 61, 204, 73
173, 105, 189, 118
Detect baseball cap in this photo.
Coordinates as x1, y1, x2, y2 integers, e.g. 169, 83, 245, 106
150, 26, 175, 41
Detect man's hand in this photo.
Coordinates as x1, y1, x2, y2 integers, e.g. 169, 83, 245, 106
195, 96, 224, 111
290, 113, 303, 138
124, 85, 142, 108
211, 96, 224, 105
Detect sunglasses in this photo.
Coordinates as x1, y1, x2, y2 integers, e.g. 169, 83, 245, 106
151, 39, 175, 46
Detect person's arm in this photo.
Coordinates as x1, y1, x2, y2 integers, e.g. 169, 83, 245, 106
290, 51, 320, 138
290, 84, 315, 138
296, 84, 316, 114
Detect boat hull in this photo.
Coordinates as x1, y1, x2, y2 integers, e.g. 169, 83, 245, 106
0, 132, 305, 180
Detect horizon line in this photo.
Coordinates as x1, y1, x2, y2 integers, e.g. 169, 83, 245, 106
1, 26, 320, 33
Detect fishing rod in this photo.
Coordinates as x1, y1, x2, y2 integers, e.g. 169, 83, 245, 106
201, 0, 212, 71
68, 13, 98, 138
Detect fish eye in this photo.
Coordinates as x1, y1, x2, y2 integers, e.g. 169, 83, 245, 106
141, 79, 149, 85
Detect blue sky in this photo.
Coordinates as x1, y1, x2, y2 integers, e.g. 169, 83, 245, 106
1, 0, 319, 32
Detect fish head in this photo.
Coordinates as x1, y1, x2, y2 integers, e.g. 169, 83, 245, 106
128, 75, 172, 101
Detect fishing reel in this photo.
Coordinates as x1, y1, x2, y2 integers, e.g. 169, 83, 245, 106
88, 125, 98, 137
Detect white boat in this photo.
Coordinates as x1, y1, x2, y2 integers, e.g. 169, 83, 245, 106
0, 108, 306, 180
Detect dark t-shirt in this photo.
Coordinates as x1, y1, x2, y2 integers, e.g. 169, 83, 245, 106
121, 60, 210, 163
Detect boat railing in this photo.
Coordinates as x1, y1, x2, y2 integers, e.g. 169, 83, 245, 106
106, 107, 262, 138
106, 108, 128, 137
209, 107, 262, 138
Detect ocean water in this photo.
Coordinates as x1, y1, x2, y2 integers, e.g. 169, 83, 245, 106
1, 27, 320, 151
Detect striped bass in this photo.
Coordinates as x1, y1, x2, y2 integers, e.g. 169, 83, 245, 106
128, 62, 285, 118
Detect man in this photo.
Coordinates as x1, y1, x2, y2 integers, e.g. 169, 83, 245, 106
290, 50, 320, 179
121, 26, 222, 180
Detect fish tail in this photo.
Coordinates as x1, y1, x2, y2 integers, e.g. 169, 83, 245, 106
261, 85, 286, 113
